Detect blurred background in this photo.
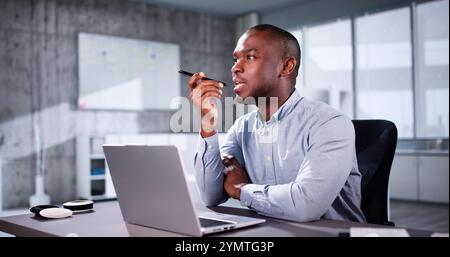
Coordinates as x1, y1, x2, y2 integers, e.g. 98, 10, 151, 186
0, 0, 448, 234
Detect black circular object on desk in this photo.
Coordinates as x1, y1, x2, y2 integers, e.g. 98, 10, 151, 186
30, 205, 59, 218
63, 200, 94, 212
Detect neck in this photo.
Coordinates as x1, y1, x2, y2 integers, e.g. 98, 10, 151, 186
258, 87, 295, 122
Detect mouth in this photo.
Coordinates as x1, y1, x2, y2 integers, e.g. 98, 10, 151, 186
233, 78, 246, 94
233, 83, 245, 94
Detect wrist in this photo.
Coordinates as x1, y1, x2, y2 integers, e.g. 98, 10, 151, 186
200, 128, 216, 138
234, 183, 247, 200
200, 117, 217, 138
200, 106, 217, 134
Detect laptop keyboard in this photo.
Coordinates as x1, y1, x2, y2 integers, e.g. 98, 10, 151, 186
198, 217, 233, 227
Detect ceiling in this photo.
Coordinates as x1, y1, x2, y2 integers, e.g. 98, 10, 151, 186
130, 0, 311, 17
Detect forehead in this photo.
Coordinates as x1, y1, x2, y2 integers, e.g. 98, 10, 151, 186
233, 30, 275, 55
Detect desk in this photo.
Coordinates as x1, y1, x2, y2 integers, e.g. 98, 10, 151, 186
0, 200, 433, 237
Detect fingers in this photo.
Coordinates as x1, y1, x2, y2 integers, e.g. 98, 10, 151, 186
197, 80, 223, 92
188, 72, 224, 126
190, 81, 223, 105
222, 157, 232, 167
188, 72, 204, 91
191, 90, 221, 109
189, 72, 224, 91
196, 85, 222, 95
223, 166, 233, 175
222, 155, 234, 165
227, 157, 241, 168
222, 156, 239, 175
201, 90, 221, 99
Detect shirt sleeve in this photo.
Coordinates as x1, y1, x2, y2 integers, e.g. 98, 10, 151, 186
239, 116, 356, 222
219, 122, 245, 169
194, 117, 247, 206
194, 133, 228, 206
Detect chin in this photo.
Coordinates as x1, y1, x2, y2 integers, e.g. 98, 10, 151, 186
235, 95, 245, 104
235, 94, 257, 105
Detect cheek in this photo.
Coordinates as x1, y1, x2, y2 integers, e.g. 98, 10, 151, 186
249, 63, 276, 83
256, 69, 278, 89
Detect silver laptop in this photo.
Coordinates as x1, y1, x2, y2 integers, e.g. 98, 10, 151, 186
103, 144, 265, 236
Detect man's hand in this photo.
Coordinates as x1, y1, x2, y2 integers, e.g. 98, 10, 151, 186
188, 72, 224, 138
222, 157, 250, 200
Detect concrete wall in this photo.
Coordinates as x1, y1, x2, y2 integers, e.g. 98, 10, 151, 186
0, 0, 236, 209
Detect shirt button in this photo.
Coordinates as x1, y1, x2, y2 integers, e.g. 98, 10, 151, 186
208, 145, 213, 149
266, 156, 271, 161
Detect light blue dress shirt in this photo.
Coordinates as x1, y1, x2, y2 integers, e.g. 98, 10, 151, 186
194, 89, 366, 223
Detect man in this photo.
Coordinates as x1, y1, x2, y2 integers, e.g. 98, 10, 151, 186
188, 24, 366, 223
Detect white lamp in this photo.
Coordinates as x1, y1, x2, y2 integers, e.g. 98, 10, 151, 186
29, 122, 50, 207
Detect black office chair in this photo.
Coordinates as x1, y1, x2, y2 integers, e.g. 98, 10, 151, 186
352, 120, 397, 226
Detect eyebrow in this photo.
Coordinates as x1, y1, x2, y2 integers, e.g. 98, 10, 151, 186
233, 48, 258, 57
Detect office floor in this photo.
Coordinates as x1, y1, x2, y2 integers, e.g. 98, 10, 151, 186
390, 199, 449, 233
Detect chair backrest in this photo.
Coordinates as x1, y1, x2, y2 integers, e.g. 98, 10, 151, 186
352, 120, 398, 225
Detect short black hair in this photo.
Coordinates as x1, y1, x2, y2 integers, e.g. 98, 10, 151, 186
248, 24, 301, 81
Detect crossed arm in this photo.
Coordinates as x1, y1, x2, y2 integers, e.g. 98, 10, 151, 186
194, 118, 356, 222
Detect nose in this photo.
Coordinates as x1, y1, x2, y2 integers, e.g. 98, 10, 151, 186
231, 60, 243, 75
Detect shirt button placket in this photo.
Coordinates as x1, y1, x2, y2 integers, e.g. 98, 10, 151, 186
263, 125, 275, 184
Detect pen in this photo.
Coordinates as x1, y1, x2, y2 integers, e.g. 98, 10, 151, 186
178, 70, 228, 86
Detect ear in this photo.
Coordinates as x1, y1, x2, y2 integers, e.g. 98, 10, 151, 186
280, 56, 297, 78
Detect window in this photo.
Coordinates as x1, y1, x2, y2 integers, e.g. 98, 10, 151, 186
290, 1, 448, 140
355, 7, 414, 138
293, 20, 354, 118
415, 0, 449, 138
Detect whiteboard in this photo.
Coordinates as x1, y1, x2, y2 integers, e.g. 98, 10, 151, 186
78, 33, 180, 110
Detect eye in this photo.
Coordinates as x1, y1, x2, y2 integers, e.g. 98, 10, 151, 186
247, 55, 255, 60
233, 58, 237, 63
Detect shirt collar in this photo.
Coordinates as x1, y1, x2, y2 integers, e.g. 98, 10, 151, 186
257, 88, 302, 124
